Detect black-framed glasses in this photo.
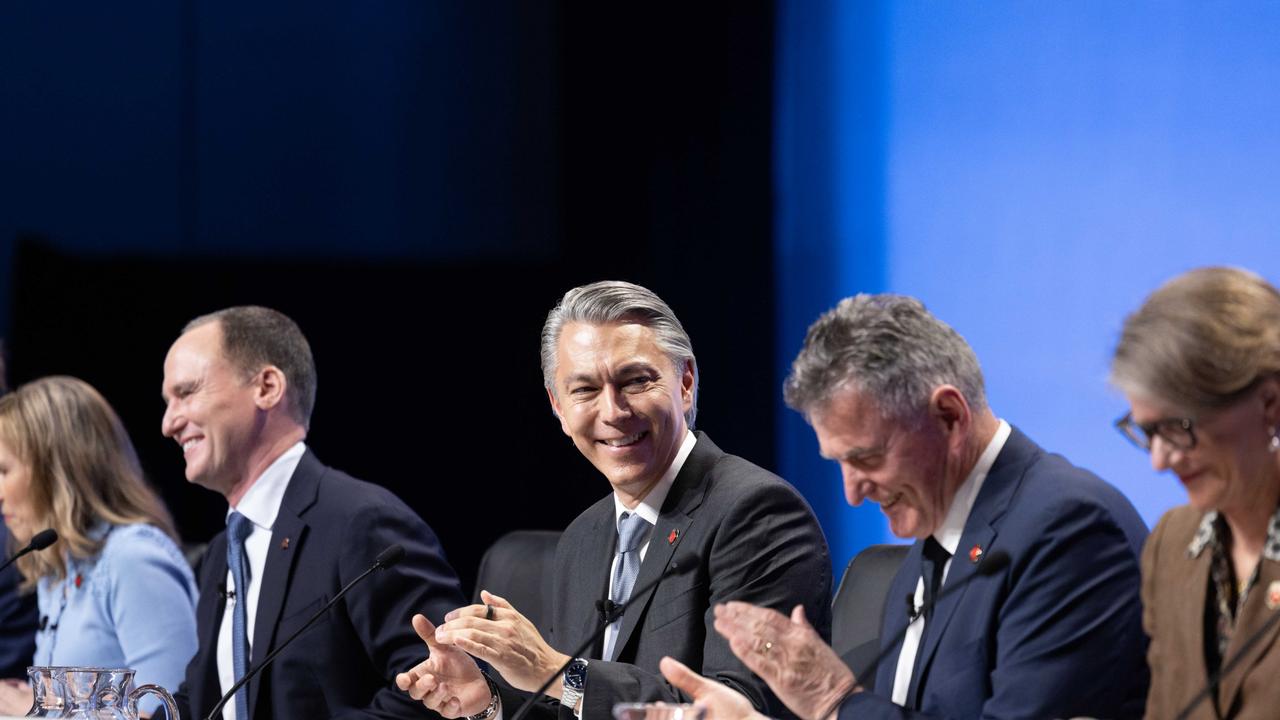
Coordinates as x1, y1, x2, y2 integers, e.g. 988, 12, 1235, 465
1114, 412, 1196, 452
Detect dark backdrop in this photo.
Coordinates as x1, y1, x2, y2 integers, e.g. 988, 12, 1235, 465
1, 2, 778, 596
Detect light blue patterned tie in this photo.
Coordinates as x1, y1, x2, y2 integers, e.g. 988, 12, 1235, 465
606, 511, 651, 659
226, 512, 254, 720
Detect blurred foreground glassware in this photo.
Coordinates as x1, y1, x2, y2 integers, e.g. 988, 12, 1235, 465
612, 702, 704, 720
24, 666, 178, 719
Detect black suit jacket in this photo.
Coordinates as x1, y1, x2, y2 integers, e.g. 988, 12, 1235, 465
498, 432, 833, 720
178, 450, 466, 720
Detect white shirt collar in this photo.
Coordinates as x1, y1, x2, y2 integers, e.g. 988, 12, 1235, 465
932, 420, 1011, 556
226, 441, 307, 531
613, 430, 697, 527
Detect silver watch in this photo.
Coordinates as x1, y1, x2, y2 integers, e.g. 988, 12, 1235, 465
560, 657, 589, 709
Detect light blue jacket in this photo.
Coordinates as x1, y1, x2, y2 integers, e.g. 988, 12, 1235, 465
35, 523, 198, 708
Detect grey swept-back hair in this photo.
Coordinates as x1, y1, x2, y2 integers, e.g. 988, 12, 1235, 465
540, 280, 699, 428
183, 306, 318, 430
784, 294, 987, 424
1111, 266, 1280, 412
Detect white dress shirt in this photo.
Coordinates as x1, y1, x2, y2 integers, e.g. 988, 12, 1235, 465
890, 420, 1010, 706
601, 430, 696, 661
216, 441, 306, 720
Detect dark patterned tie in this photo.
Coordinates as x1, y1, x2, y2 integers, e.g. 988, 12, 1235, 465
226, 512, 254, 720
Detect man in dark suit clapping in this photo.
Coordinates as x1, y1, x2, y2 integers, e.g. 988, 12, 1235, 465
398, 281, 832, 720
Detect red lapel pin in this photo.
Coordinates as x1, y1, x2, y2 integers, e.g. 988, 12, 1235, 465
668, 529, 679, 545
968, 545, 983, 564
74, 574, 83, 589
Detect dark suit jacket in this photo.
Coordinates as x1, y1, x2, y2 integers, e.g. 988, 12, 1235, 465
839, 426, 1150, 720
1142, 506, 1280, 720
177, 450, 466, 720
498, 431, 832, 720
0, 524, 36, 679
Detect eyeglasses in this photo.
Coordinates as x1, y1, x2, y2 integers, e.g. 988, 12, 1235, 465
1114, 412, 1196, 452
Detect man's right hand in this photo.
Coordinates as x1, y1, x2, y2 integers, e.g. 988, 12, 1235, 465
659, 657, 768, 720
396, 614, 494, 718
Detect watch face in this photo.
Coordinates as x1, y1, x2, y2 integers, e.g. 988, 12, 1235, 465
565, 659, 588, 690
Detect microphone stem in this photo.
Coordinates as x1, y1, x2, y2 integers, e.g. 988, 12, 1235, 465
507, 563, 680, 720
1174, 604, 1280, 720
204, 559, 385, 720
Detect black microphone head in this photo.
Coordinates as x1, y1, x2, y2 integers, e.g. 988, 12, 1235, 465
976, 549, 1010, 576
375, 544, 406, 569
29, 529, 58, 551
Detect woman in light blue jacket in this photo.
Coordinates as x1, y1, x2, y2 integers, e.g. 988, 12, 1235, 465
0, 376, 196, 716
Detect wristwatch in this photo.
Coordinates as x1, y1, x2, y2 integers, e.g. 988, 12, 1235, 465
560, 657, 589, 709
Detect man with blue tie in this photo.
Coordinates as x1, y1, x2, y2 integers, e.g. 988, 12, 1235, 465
162, 306, 465, 720
396, 281, 833, 720
663, 294, 1151, 719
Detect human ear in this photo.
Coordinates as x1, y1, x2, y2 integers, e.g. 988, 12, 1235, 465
255, 366, 288, 411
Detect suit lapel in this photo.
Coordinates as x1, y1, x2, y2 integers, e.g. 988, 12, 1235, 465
196, 534, 230, 715
1179, 546, 1215, 717
1218, 557, 1280, 713
570, 502, 616, 656
611, 432, 715, 660
246, 451, 320, 719
876, 543, 923, 694
911, 522, 997, 705
910, 427, 1034, 705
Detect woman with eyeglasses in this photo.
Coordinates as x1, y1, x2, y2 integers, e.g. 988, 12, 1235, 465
1112, 266, 1280, 720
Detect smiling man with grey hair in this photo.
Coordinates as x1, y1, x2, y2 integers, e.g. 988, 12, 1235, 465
664, 293, 1151, 720
398, 280, 833, 720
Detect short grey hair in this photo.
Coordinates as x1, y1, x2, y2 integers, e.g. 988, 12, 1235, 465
784, 294, 987, 423
183, 306, 318, 430
541, 281, 699, 427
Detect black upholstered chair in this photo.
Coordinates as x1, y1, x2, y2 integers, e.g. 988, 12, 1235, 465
472, 530, 562, 637
831, 543, 910, 676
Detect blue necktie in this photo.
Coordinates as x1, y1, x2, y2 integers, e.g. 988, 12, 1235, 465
605, 511, 650, 660
227, 512, 254, 720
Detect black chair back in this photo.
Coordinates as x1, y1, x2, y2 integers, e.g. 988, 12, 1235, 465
831, 543, 910, 676
472, 530, 562, 637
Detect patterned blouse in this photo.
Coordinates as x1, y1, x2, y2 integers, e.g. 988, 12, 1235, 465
1186, 508, 1280, 678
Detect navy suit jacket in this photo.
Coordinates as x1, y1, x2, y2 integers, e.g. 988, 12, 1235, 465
498, 432, 832, 720
177, 450, 465, 720
840, 427, 1149, 720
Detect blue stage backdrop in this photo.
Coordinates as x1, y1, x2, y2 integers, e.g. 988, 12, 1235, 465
777, 1, 1280, 576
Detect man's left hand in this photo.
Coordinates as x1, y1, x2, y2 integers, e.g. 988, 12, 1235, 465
434, 590, 572, 697
713, 602, 858, 720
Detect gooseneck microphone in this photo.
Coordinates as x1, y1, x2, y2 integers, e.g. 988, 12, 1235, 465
1173, 600, 1280, 720
507, 555, 698, 720
850, 549, 1011, 683
204, 543, 407, 720
0, 528, 59, 573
